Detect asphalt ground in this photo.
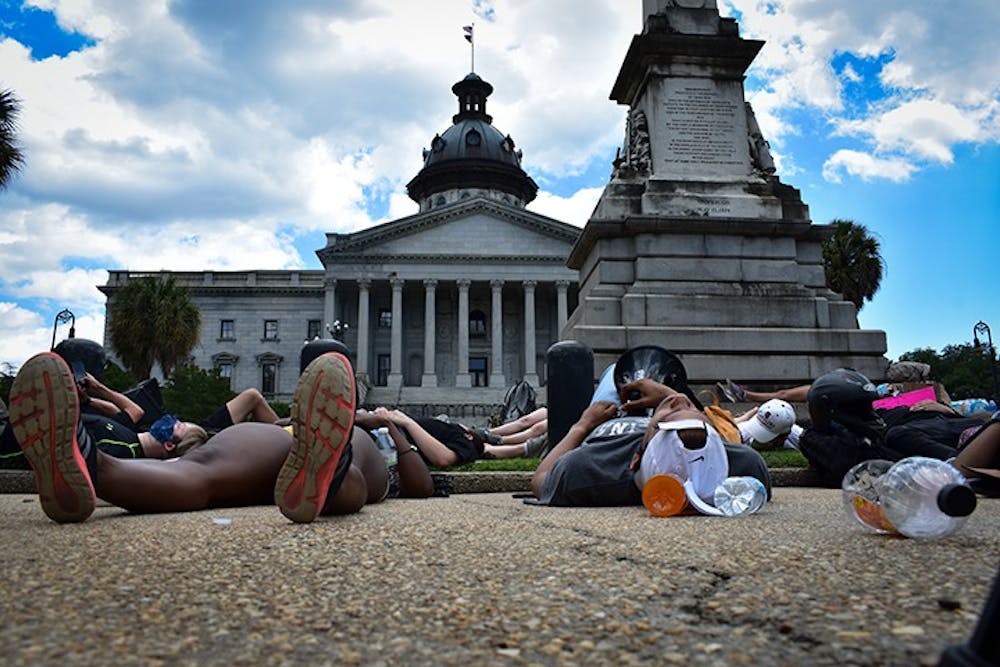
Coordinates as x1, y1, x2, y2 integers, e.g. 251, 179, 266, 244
1, 488, 997, 666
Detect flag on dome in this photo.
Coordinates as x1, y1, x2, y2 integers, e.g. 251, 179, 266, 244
463, 25, 473, 43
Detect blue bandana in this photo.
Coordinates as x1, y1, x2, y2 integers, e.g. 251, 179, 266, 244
149, 414, 178, 444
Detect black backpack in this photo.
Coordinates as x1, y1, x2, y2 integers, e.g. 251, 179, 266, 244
501, 380, 537, 423
799, 427, 902, 488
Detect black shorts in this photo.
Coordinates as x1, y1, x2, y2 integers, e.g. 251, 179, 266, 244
201, 405, 235, 436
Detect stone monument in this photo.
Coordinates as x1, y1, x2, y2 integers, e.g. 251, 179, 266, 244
563, 0, 888, 385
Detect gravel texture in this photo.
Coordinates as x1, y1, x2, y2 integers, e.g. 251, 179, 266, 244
1, 489, 997, 666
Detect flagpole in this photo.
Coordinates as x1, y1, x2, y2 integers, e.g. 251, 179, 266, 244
463, 23, 475, 72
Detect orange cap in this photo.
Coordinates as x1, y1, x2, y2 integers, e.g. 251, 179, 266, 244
642, 473, 687, 517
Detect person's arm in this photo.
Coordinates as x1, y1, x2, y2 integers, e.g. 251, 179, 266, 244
356, 409, 434, 497
80, 373, 144, 425
382, 409, 460, 468
618, 379, 677, 414
531, 401, 617, 498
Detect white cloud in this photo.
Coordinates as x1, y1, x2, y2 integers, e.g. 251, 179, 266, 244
528, 187, 603, 229
822, 149, 917, 184
833, 99, 984, 165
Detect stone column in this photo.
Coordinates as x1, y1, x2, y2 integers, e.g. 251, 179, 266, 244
356, 279, 371, 379
556, 280, 570, 339
421, 279, 438, 387
523, 280, 539, 386
456, 279, 472, 388
489, 279, 505, 387
388, 278, 404, 388
323, 277, 336, 337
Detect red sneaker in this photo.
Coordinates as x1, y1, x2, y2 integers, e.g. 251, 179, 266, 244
274, 352, 356, 523
10, 352, 96, 523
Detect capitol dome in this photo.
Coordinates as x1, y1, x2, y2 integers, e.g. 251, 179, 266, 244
406, 73, 538, 211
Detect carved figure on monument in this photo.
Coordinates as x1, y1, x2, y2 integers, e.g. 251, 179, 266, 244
612, 108, 652, 179
745, 102, 776, 175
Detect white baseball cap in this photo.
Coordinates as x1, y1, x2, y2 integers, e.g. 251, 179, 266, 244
634, 419, 729, 508
741, 399, 796, 444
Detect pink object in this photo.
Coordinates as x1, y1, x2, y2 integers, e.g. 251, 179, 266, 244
873, 386, 937, 410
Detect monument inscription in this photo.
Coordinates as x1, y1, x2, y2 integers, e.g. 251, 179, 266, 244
661, 83, 742, 169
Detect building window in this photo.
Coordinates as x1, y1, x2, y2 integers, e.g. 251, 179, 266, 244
470, 309, 487, 337
212, 352, 239, 389
261, 362, 276, 396
378, 308, 392, 329
376, 354, 391, 386
263, 319, 278, 340
307, 319, 321, 341
219, 319, 235, 340
470, 357, 487, 387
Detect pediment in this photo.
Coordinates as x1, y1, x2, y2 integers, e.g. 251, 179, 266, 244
318, 198, 580, 262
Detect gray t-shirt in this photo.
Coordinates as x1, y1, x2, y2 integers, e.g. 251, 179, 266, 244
536, 416, 772, 507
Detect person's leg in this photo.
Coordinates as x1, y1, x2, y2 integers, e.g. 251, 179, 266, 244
489, 407, 548, 437
95, 423, 291, 513
225, 388, 280, 424
9, 352, 97, 523
494, 416, 548, 446
953, 420, 1000, 474
718, 379, 811, 404
274, 352, 357, 523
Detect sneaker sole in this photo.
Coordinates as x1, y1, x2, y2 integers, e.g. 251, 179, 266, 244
9, 352, 95, 523
274, 352, 356, 523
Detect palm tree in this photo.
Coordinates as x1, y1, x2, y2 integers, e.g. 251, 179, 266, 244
821, 219, 885, 311
107, 277, 202, 378
0, 88, 26, 190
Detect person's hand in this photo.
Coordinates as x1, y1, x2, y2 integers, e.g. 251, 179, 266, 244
618, 379, 673, 414
733, 406, 758, 424
577, 401, 618, 432
909, 399, 955, 414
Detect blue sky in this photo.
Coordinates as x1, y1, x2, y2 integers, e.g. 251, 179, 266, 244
0, 0, 998, 371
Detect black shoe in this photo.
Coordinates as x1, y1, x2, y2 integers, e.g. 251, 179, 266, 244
9, 352, 96, 523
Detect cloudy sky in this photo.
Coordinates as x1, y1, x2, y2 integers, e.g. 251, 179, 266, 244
1, 0, 998, 372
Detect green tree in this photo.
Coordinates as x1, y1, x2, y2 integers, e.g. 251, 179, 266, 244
160, 365, 235, 424
899, 343, 998, 400
822, 219, 885, 310
1, 87, 26, 189
107, 276, 202, 379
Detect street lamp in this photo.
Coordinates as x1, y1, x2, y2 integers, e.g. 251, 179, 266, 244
973, 320, 1000, 405
327, 320, 349, 339
50, 309, 76, 350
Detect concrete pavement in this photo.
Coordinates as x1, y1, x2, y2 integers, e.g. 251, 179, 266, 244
1, 488, 997, 666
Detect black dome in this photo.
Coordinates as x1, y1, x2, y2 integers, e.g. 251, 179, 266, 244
406, 73, 537, 207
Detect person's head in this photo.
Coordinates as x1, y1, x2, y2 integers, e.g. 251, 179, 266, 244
807, 368, 884, 437
458, 424, 485, 456
643, 391, 708, 446
170, 421, 209, 457
633, 418, 729, 506
740, 399, 796, 448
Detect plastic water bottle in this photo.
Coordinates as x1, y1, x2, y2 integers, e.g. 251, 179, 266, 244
880, 457, 977, 539
842, 457, 977, 539
842, 459, 896, 533
372, 427, 397, 467
713, 476, 767, 516
641, 474, 687, 517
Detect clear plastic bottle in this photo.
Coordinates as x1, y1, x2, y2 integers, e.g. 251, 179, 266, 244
713, 476, 767, 516
842, 459, 896, 533
372, 427, 397, 467
841, 457, 977, 539
879, 457, 977, 539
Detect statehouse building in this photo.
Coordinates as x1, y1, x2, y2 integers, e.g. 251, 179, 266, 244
100, 73, 581, 412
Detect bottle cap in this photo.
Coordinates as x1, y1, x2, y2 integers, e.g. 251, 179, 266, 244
641, 474, 687, 517
937, 483, 977, 517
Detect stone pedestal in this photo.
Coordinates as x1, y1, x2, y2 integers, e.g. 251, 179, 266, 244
564, 1, 887, 385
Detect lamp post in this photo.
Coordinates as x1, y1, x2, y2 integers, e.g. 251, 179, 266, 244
973, 320, 1000, 405
50, 309, 76, 350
